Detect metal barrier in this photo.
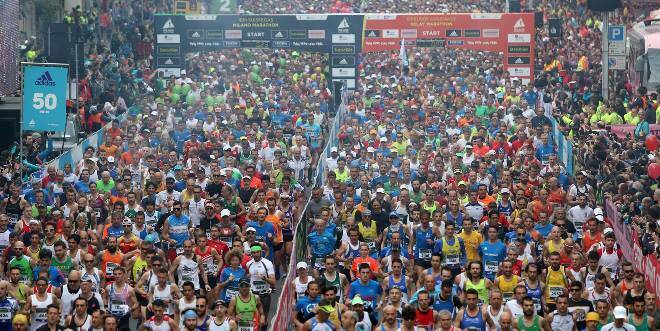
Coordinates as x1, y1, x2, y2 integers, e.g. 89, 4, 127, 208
270, 87, 349, 329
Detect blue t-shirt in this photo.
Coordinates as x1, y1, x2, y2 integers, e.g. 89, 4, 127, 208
246, 221, 276, 260
106, 225, 123, 238
0, 297, 18, 328
479, 240, 507, 281
534, 222, 554, 238
347, 280, 382, 310
33, 266, 65, 288
295, 295, 321, 321
219, 266, 246, 302
308, 230, 336, 257
167, 214, 191, 246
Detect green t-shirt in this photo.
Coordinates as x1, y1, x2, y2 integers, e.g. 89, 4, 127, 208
96, 179, 115, 194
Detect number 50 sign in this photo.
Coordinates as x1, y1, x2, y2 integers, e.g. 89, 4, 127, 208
22, 63, 69, 131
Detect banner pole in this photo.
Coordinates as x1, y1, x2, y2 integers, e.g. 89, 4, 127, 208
19, 63, 24, 183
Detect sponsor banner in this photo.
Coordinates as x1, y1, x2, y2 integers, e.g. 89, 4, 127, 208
155, 14, 363, 53
362, 13, 534, 82
608, 124, 660, 139
332, 78, 356, 89
22, 64, 69, 131
331, 67, 356, 77
363, 13, 534, 52
606, 199, 660, 305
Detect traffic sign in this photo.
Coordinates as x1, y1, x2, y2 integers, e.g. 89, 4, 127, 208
608, 25, 625, 41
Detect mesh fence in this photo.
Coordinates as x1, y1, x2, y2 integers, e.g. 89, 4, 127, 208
0, 0, 20, 96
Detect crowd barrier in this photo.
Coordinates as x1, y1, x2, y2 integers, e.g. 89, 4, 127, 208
270, 88, 349, 330
605, 199, 660, 305
549, 116, 574, 176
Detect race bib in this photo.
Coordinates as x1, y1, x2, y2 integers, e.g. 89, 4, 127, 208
219, 236, 233, 247
503, 292, 513, 301
182, 274, 192, 282
549, 286, 564, 298
419, 249, 432, 260
533, 297, 541, 312
237, 320, 254, 331
445, 254, 459, 265
485, 260, 499, 273
110, 301, 129, 316
366, 241, 376, 251
575, 222, 584, 238
176, 247, 185, 255
0, 307, 11, 321
95, 208, 102, 218
253, 280, 268, 293
225, 287, 239, 300
106, 262, 118, 277
35, 308, 47, 322
205, 261, 218, 275
313, 257, 325, 269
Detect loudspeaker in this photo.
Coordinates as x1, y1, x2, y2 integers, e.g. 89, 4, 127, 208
587, 0, 621, 11
535, 11, 544, 28
509, 0, 521, 13
548, 18, 562, 38
332, 80, 344, 112
45, 23, 83, 78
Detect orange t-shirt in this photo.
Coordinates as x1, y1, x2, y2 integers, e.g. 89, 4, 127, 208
101, 250, 123, 281
99, 144, 118, 158
265, 214, 282, 244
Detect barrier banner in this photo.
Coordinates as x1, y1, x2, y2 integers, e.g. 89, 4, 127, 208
362, 13, 535, 82
22, 63, 69, 131
608, 124, 660, 139
605, 199, 660, 305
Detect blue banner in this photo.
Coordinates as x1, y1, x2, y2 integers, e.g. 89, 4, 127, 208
22, 64, 69, 131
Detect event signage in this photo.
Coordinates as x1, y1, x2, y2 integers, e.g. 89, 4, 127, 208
21, 63, 69, 131
362, 13, 536, 83
154, 14, 363, 89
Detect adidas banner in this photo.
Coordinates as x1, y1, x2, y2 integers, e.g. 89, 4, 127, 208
21, 64, 69, 132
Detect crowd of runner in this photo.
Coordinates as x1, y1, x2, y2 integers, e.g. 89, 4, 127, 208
1, 0, 659, 330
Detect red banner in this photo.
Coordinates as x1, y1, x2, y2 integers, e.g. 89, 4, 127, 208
608, 124, 660, 139
362, 13, 536, 82
605, 199, 660, 305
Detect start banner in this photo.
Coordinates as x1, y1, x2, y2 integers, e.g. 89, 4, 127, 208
362, 13, 536, 82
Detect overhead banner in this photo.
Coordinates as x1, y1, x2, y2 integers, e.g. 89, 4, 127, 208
154, 14, 364, 88
362, 13, 536, 83
22, 63, 69, 132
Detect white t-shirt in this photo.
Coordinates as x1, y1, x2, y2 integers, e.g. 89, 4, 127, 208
246, 258, 275, 294
505, 300, 524, 319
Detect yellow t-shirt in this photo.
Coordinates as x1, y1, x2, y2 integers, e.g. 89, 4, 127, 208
459, 230, 484, 262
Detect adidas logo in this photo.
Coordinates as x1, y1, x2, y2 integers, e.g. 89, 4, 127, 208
514, 58, 523, 64
514, 18, 525, 29
449, 30, 458, 37
367, 31, 376, 37
274, 31, 283, 38
338, 18, 350, 30
163, 19, 175, 30
338, 58, 348, 65
191, 31, 200, 38
164, 58, 174, 65
35, 71, 55, 86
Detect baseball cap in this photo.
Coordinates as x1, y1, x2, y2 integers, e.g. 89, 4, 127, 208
362, 209, 372, 216
351, 296, 365, 306
296, 262, 308, 270
318, 305, 336, 313
144, 234, 157, 243
603, 227, 614, 235
457, 181, 467, 187
122, 218, 133, 226
586, 312, 599, 322
220, 209, 231, 217
501, 188, 511, 194
183, 310, 197, 320
376, 187, 385, 194
613, 306, 627, 319
81, 275, 93, 283
331, 147, 338, 153
246, 227, 257, 233
594, 207, 604, 222
250, 245, 263, 253
389, 211, 399, 218
238, 277, 250, 286
107, 156, 115, 163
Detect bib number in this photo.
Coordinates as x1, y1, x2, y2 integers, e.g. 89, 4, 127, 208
219, 236, 233, 247
110, 301, 129, 316
35, 308, 47, 322
176, 247, 185, 255
106, 262, 118, 277
366, 241, 376, 251
485, 260, 499, 273
445, 254, 459, 266
313, 257, 325, 269
419, 249, 432, 260
253, 280, 268, 293
0, 308, 10, 321
549, 286, 563, 298
575, 222, 584, 238
225, 287, 239, 300
238, 320, 254, 331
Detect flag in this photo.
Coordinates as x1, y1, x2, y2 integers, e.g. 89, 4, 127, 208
399, 38, 408, 67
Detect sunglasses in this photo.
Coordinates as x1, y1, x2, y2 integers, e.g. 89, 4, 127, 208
172, 208, 181, 211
